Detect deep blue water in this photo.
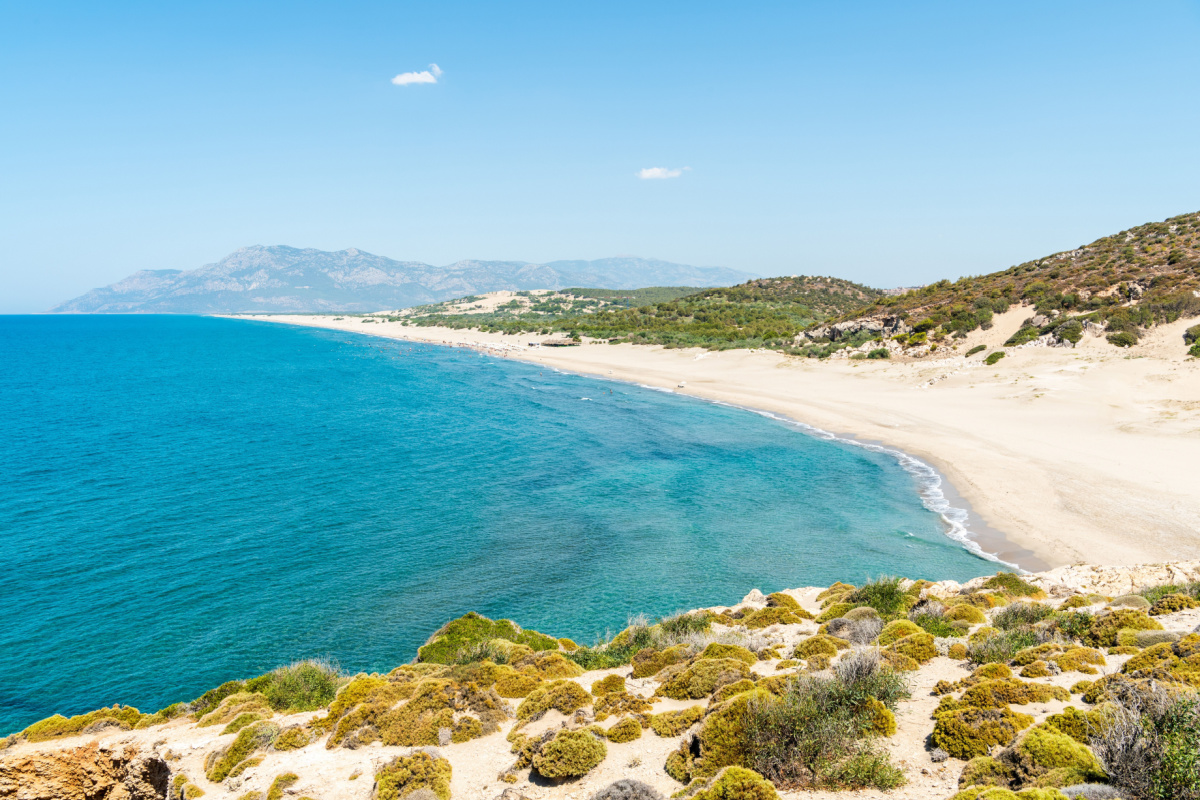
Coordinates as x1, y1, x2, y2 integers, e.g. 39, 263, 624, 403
0, 315, 993, 733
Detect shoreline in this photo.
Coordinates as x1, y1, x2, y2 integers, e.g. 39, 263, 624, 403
224, 312, 1200, 569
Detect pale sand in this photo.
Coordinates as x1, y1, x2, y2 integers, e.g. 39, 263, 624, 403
227, 310, 1200, 569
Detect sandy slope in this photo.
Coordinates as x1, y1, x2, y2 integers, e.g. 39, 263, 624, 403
228, 311, 1200, 570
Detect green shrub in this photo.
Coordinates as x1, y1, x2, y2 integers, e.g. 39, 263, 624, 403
532, 730, 607, 778
22, 705, 143, 742
651, 705, 704, 737
660, 611, 715, 637
1090, 688, 1200, 800
591, 674, 626, 695
1054, 319, 1084, 345
1086, 609, 1163, 647
933, 707, 1034, 760
700, 643, 758, 666
845, 577, 909, 619
690, 766, 781, 800
1150, 593, 1200, 616
890, 632, 938, 664
866, 348, 890, 359
985, 351, 1006, 366
517, 680, 591, 721
265, 773, 298, 800
604, 717, 642, 743
272, 725, 313, 751
245, 660, 341, 712
417, 612, 559, 664
877, 620, 923, 646
967, 345, 987, 357
1190, 342, 1200, 358
1012, 727, 1106, 786
968, 630, 1041, 664
947, 605, 988, 624
1108, 331, 1138, 347
993, 603, 1054, 631
1184, 324, 1200, 345
657, 658, 752, 700
206, 722, 280, 782
630, 644, 691, 678
911, 612, 961, 638
374, 752, 452, 800
983, 573, 1044, 598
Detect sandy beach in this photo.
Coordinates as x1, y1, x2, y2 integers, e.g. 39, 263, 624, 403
229, 310, 1200, 570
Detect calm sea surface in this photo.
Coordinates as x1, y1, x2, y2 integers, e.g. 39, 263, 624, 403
0, 315, 993, 733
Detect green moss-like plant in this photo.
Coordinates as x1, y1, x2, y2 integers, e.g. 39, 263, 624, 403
21, 705, 143, 742
665, 750, 692, 783
1042, 706, 1106, 744
933, 707, 1034, 760
206, 722, 280, 782
197, 692, 273, 728
517, 679, 591, 721
1020, 662, 1051, 678
889, 632, 938, 663
532, 729, 607, 778
866, 696, 897, 736
700, 643, 758, 665
816, 602, 855, 623
495, 670, 542, 698
514, 651, 584, 679
844, 577, 909, 619
265, 773, 298, 800
983, 572, 1044, 598
949, 643, 969, 660
961, 679, 1070, 709
690, 766, 780, 800
272, 725, 313, 751
417, 612, 559, 664
1052, 647, 1105, 673
959, 755, 1015, 788
631, 644, 691, 679
876, 620, 923, 646
222, 712, 266, 735
1012, 727, 1106, 785
766, 592, 811, 618
946, 605, 988, 624
817, 582, 856, 602
693, 688, 775, 778
1149, 593, 1200, 615
605, 716, 642, 743
712, 679, 758, 704
558, 637, 579, 651
651, 705, 704, 737
741, 607, 806, 629
879, 649, 920, 672
792, 634, 847, 659
374, 752, 452, 800
1087, 609, 1163, 646
1122, 641, 1179, 673
591, 674, 626, 695
657, 658, 752, 700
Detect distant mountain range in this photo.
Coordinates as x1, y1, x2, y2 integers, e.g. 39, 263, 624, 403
50, 246, 760, 313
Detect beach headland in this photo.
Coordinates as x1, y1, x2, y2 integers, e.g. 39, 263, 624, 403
227, 311, 1200, 570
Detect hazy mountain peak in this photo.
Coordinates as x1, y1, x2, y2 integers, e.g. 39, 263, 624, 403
51, 248, 759, 313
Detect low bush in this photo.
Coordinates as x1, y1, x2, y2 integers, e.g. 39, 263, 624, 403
605, 717, 642, 743
592, 674, 626, 695
651, 705, 704, 737
588, 779, 664, 800
967, 345, 987, 357
1090, 686, 1200, 800
246, 660, 341, 712
911, 612, 962, 638
844, 577, 909, 619
866, 348, 890, 359
968, 630, 1042, 664
517, 680, 591, 721
657, 658, 752, 700
206, 722, 280, 782
985, 351, 1006, 366
1107, 331, 1138, 348
743, 671, 906, 789
946, 605, 989, 625
983, 572, 1044, 598
374, 752, 452, 800
533, 730, 607, 778
265, 773, 298, 800
690, 767, 780, 800
994, 603, 1055, 631
417, 612, 559, 664
1086, 609, 1162, 647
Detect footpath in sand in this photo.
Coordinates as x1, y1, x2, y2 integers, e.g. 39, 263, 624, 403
231, 309, 1200, 570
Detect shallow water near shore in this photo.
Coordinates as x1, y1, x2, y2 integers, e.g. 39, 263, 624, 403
0, 315, 995, 734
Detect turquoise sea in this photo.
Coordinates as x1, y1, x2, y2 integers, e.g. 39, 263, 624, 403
0, 315, 995, 734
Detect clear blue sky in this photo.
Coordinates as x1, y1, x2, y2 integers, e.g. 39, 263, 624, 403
2, 1, 1198, 312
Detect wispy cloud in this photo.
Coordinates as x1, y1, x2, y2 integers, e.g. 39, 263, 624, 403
638, 166, 689, 180
392, 63, 443, 86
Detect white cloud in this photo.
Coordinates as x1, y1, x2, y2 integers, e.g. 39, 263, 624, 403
638, 166, 688, 180
392, 64, 442, 86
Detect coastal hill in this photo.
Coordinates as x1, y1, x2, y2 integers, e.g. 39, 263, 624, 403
4, 562, 1200, 800
394, 276, 884, 349
828, 210, 1200, 350
49, 247, 759, 314
376, 210, 1200, 357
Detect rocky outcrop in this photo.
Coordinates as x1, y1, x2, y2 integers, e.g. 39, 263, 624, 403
0, 743, 168, 800
800, 315, 911, 342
